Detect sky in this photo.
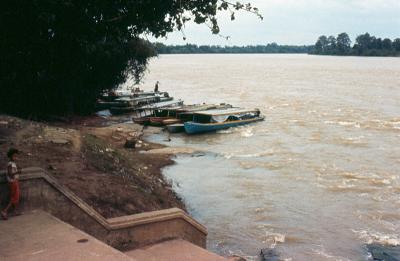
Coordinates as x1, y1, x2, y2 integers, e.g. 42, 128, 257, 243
153, 0, 400, 46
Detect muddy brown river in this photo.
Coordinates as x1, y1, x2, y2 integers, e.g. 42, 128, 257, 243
135, 54, 399, 260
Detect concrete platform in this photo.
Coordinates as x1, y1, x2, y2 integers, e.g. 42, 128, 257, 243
125, 239, 229, 261
0, 211, 134, 261
0, 209, 229, 261
0, 168, 207, 251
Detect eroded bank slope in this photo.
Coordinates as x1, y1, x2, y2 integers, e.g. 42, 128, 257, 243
0, 115, 185, 218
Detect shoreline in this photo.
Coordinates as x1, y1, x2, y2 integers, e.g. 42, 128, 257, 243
0, 114, 186, 218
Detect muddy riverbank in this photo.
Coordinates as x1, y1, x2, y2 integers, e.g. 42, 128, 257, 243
0, 114, 185, 218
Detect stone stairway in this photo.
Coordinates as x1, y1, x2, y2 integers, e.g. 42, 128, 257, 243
0, 211, 232, 261
0, 168, 208, 251
0, 211, 134, 261
0, 168, 235, 261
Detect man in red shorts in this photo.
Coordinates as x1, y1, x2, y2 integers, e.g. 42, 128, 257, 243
1, 148, 22, 220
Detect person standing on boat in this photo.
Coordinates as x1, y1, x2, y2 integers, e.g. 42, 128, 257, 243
1, 148, 22, 220
154, 81, 160, 93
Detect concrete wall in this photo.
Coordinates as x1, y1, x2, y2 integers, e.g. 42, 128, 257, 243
0, 168, 207, 250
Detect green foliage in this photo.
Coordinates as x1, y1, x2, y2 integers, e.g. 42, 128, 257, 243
154, 42, 312, 54
394, 39, 400, 51
336, 33, 352, 55
312, 32, 399, 56
0, 0, 261, 117
315, 36, 328, 54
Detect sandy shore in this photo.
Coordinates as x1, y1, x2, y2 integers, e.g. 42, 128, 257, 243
0, 114, 185, 218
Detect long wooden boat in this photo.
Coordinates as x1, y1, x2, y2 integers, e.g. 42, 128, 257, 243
149, 117, 175, 126
176, 104, 233, 122
101, 91, 170, 101
167, 123, 185, 133
132, 103, 234, 127
132, 117, 150, 125
96, 100, 124, 111
184, 108, 264, 134
132, 99, 184, 118
110, 97, 174, 115
131, 100, 184, 121
162, 118, 182, 125
136, 103, 233, 127
98, 96, 159, 111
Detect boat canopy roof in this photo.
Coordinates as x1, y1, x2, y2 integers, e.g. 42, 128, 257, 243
159, 106, 183, 111
138, 99, 183, 109
192, 108, 259, 116
161, 104, 218, 112
116, 95, 157, 102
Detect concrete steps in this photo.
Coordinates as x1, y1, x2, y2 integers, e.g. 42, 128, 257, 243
0, 211, 134, 261
125, 239, 229, 261
0, 210, 232, 261
1, 168, 207, 251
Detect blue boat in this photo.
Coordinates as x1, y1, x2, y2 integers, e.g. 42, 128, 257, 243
184, 108, 264, 134
167, 123, 185, 133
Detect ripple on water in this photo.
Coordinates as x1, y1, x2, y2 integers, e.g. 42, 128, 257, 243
263, 230, 286, 249
363, 118, 400, 132
339, 171, 377, 180
222, 148, 275, 159
323, 118, 400, 132
142, 54, 400, 260
238, 161, 285, 170
376, 211, 400, 223
356, 209, 400, 230
353, 229, 400, 246
331, 136, 369, 147
316, 168, 398, 196
323, 120, 360, 129
310, 247, 352, 261
241, 129, 254, 137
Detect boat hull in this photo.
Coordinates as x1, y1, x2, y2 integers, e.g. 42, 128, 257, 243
184, 117, 264, 134
162, 119, 182, 125
132, 117, 150, 125
110, 98, 180, 115
167, 124, 185, 133
110, 106, 138, 115
148, 117, 174, 126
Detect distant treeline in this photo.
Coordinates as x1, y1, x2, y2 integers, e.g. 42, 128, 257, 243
312, 32, 400, 56
154, 33, 400, 57
154, 42, 312, 54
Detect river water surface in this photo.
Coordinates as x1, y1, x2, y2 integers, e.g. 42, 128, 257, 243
138, 54, 399, 260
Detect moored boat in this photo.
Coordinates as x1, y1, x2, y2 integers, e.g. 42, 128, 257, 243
132, 117, 150, 125
100, 90, 170, 101
135, 103, 233, 127
110, 97, 175, 115
162, 118, 182, 125
132, 103, 232, 126
184, 108, 264, 134
132, 99, 184, 117
167, 123, 185, 133
149, 117, 174, 126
